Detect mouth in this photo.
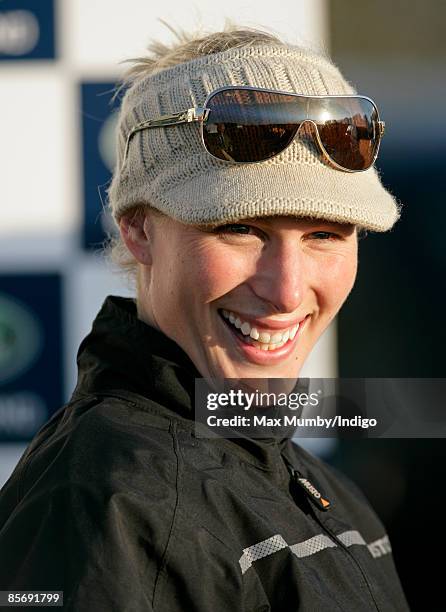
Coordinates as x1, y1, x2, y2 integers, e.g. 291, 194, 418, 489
217, 308, 310, 365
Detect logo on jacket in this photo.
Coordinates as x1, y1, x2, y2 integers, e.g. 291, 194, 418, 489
296, 475, 331, 510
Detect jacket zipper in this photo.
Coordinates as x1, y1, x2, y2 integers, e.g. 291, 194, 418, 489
284, 461, 381, 612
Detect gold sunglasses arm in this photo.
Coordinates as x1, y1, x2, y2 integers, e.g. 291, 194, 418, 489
121, 106, 209, 171
376, 120, 386, 137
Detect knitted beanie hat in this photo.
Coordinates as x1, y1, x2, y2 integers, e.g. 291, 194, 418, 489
108, 44, 400, 231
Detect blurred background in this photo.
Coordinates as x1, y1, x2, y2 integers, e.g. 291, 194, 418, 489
0, 1, 444, 609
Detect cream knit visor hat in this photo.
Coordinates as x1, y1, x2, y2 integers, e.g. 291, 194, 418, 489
108, 45, 400, 231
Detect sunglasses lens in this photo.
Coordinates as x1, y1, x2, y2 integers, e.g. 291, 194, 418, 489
309, 97, 378, 170
203, 89, 380, 170
204, 89, 305, 162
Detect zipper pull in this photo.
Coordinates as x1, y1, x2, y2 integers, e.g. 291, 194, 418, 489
290, 468, 332, 512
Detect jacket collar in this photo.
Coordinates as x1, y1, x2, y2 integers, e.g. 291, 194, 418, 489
73, 295, 201, 417
72, 295, 295, 473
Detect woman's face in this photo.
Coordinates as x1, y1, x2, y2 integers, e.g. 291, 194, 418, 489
136, 214, 358, 380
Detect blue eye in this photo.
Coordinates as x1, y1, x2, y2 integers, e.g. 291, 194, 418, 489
216, 224, 253, 235
228, 224, 252, 234
311, 231, 338, 240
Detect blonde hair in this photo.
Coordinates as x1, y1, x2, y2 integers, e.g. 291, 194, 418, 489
103, 23, 288, 289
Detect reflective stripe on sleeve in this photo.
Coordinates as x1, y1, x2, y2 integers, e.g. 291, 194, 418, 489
239, 531, 392, 575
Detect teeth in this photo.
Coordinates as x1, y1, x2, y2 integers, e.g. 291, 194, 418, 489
270, 332, 283, 343
290, 324, 299, 340
250, 327, 259, 340
220, 309, 304, 351
241, 322, 251, 335
258, 332, 271, 343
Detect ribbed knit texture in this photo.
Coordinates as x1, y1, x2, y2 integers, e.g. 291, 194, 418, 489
108, 45, 400, 231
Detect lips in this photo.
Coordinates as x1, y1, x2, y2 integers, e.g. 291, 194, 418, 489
217, 308, 309, 368
219, 308, 307, 349
218, 309, 308, 354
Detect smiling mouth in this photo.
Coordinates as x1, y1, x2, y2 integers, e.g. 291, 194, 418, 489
218, 309, 303, 351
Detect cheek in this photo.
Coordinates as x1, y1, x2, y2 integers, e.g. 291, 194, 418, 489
316, 252, 358, 311
189, 247, 250, 302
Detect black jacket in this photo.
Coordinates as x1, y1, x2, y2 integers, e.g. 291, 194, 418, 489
0, 296, 410, 611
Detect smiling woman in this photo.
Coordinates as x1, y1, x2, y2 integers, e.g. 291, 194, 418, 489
119, 210, 358, 378
0, 24, 408, 612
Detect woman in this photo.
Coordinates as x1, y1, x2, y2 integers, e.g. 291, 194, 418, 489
0, 27, 408, 611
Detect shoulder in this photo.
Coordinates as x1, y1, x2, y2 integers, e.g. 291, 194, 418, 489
0, 395, 183, 602
14, 394, 179, 502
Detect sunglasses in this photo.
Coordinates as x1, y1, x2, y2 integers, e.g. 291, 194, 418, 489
122, 85, 385, 173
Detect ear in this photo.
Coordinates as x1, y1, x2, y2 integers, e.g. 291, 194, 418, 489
119, 209, 153, 266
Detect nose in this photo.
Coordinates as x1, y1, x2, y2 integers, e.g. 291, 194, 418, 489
249, 239, 305, 314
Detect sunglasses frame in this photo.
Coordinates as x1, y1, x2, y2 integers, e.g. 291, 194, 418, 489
121, 85, 385, 173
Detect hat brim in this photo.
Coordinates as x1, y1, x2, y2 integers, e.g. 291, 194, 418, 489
147, 160, 400, 232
